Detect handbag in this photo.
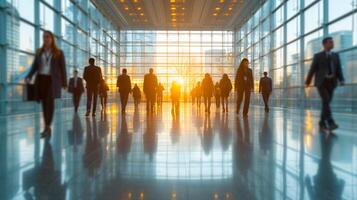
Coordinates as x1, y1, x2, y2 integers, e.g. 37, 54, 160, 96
24, 84, 36, 101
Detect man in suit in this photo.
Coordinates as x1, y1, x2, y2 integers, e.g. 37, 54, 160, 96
117, 68, 132, 114
305, 37, 345, 131
259, 72, 272, 113
68, 70, 84, 113
143, 68, 158, 113
83, 58, 102, 117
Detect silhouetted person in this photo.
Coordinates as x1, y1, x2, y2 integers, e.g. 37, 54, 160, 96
201, 73, 214, 113
117, 116, 132, 160
83, 118, 102, 177
195, 82, 202, 108
306, 37, 345, 131
170, 81, 181, 116
22, 140, 66, 199
83, 58, 102, 117
99, 78, 109, 111
143, 68, 158, 113
214, 82, 221, 109
25, 30, 67, 138
305, 133, 345, 199
259, 72, 272, 113
132, 84, 141, 107
67, 113, 83, 152
117, 68, 132, 114
68, 70, 84, 113
157, 83, 164, 106
235, 58, 254, 117
219, 73, 233, 112
190, 87, 196, 105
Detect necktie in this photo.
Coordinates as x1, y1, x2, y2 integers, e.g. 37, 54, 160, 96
327, 53, 333, 75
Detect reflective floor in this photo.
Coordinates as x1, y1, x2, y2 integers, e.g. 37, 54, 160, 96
0, 102, 356, 200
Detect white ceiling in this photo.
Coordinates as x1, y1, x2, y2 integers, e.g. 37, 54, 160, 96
92, 0, 263, 30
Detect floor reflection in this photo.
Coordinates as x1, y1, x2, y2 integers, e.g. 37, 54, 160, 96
2, 102, 356, 199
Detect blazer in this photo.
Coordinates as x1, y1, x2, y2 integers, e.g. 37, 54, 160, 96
306, 51, 344, 87
143, 73, 158, 94
116, 74, 132, 94
68, 77, 85, 94
26, 49, 67, 100
259, 77, 272, 94
83, 65, 102, 90
235, 68, 254, 91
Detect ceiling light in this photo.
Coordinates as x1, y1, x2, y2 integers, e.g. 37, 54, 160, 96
137, 7, 142, 10
228, 7, 233, 11
124, 6, 129, 10
140, 13, 144, 16
170, 0, 175, 3
171, 13, 177, 16
120, 0, 125, 3
220, 0, 224, 3
213, 13, 218, 16
132, 0, 138, 3
215, 7, 220, 11
171, 7, 176, 10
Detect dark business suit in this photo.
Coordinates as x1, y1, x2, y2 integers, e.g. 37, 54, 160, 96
68, 77, 85, 112
26, 49, 67, 126
143, 73, 158, 113
83, 65, 102, 114
306, 51, 344, 125
235, 68, 254, 116
117, 74, 132, 112
259, 76, 272, 111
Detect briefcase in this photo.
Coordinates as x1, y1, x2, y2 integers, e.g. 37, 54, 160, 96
24, 84, 36, 101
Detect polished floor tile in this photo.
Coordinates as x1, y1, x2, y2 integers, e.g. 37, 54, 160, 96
0, 102, 356, 200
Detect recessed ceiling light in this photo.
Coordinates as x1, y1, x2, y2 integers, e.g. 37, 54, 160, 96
213, 13, 218, 16
137, 7, 142, 10
228, 7, 233, 10
215, 7, 220, 11
140, 13, 144, 16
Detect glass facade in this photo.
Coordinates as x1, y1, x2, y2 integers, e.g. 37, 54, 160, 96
234, 0, 357, 112
120, 30, 233, 101
0, 0, 120, 114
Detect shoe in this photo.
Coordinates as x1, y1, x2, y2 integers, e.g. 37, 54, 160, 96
329, 122, 339, 131
243, 113, 248, 117
41, 127, 51, 138
85, 111, 90, 117
222, 108, 225, 112
319, 122, 329, 133
92, 113, 96, 117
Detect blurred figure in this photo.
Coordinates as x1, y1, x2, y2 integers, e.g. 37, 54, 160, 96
201, 73, 214, 113
157, 82, 164, 107
99, 78, 109, 112
305, 37, 345, 132
305, 133, 345, 199
170, 81, 181, 116
190, 86, 196, 105
259, 72, 272, 113
132, 84, 141, 107
214, 82, 221, 109
235, 58, 254, 117
68, 69, 84, 113
195, 82, 202, 108
117, 68, 132, 114
25, 31, 67, 137
143, 68, 158, 114
83, 58, 102, 117
219, 73, 233, 112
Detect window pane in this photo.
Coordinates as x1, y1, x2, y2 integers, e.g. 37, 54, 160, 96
329, 0, 355, 21
304, 1, 323, 33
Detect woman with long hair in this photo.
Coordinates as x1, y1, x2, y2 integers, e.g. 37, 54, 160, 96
25, 31, 67, 138
234, 58, 254, 117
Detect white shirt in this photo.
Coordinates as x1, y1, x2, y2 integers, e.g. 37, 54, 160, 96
39, 50, 52, 75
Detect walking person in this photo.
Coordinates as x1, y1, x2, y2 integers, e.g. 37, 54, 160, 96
83, 58, 102, 117
68, 69, 84, 113
170, 81, 181, 115
259, 72, 272, 113
214, 82, 221, 109
132, 84, 141, 107
305, 37, 345, 131
196, 82, 202, 108
99, 78, 109, 112
117, 68, 132, 114
157, 83, 164, 107
235, 58, 254, 117
219, 74, 233, 112
190, 87, 196, 105
201, 73, 214, 113
143, 68, 158, 114
25, 30, 67, 138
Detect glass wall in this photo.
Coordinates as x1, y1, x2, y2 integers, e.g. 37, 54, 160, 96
0, 0, 120, 114
234, 0, 357, 112
120, 30, 233, 101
